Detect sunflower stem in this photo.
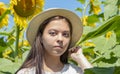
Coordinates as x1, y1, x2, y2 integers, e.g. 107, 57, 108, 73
15, 25, 20, 58
82, 1, 90, 17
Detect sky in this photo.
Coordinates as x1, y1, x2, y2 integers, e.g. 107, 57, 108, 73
44, 0, 83, 16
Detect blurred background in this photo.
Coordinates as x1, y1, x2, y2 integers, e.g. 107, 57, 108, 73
0, 0, 120, 74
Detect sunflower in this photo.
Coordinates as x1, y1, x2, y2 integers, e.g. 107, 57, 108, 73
2, 49, 12, 58
84, 41, 96, 47
0, 2, 9, 29
88, 23, 96, 27
10, 0, 44, 28
82, 16, 88, 26
92, 5, 101, 15
82, 16, 96, 27
90, 0, 101, 15
105, 31, 112, 39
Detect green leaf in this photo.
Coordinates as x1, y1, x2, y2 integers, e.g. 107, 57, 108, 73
84, 66, 120, 74
114, 66, 120, 74
89, 4, 93, 14
114, 25, 120, 43
102, 57, 118, 64
113, 45, 120, 58
91, 56, 103, 63
0, 27, 15, 36
87, 15, 99, 23
84, 67, 114, 74
0, 37, 9, 53
0, 46, 7, 53
75, 7, 83, 12
98, 13, 104, 18
104, 0, 118, 20
80, 16, 120, 43
77, 0, 85, 4
0, 37, 7, 47
7, 38, 15, 45
117, 0, 120, 5
93, 0, 101, 6
93, 34, 116, 52
0, 31, 10, 36
83, 47, 95, 53
0, 58, 21, 74
22, 50, 29, 61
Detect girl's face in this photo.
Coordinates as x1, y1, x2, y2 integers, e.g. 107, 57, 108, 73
42, 19, 71, 56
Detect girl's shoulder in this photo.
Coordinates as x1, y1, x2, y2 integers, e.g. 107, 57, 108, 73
16, 67, 35, 74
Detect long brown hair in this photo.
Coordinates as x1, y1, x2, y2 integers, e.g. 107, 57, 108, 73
15, 15, 72, 74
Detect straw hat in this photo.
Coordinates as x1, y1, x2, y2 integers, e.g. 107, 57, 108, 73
26, 8, 83, 48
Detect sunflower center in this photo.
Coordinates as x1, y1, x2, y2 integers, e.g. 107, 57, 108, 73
0, 8, 3, 15
0, 11, 1, 15
13, 0, 36, 17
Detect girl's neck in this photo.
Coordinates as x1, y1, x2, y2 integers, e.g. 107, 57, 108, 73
43, 53, 64, 72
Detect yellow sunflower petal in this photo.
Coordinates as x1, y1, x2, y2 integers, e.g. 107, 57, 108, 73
106, 31, 112, 39
84, 41, 96, 47
92, 5, 101, 15
5, 49, 12, 54
82, 16, 88, 26
90, 0, 101, 15
23, 40, 29, 46
0, 2, 9, 28
2, 53, 9, 58
90, 0, 94, 3
89, 23, 96, 27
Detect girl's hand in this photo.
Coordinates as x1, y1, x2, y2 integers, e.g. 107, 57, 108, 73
69, 46, 83, 62
69, 46, 93, 70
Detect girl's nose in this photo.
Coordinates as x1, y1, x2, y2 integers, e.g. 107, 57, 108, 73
57, 34, 63, 45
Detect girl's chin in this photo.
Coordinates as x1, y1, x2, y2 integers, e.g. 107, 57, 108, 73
52, 51, 64, 56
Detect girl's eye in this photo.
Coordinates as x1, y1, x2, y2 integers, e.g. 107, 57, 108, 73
49, 31, 57, 36
63, 32, 70, 38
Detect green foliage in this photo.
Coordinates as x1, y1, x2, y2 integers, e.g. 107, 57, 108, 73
76, 7, 83, 12
104, 0, 118, 20
114, 25, 120, 43
0, 37, 8, 55
92, 0, 101, 6
80, 16, 120, 43
84, 66, 120, 74
0, 58, 21, 74
87, 14, 99, 23
77, 0, 85, 4
76, 0, 120, 73
0, 50, 29, 74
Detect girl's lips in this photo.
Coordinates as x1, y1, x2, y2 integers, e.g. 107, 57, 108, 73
54, 46, 63, 49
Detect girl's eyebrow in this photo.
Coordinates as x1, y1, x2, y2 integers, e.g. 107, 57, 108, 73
63, 31, 70, 32
48, 29, 70, 32
48, 29, 58, 32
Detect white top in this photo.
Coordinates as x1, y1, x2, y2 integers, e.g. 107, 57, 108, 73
17, 64, 83, 74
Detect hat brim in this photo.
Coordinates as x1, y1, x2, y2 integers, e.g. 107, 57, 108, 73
26, 8, 83, 48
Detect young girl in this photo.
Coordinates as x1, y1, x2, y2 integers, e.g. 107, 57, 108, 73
16, 8, 92, 74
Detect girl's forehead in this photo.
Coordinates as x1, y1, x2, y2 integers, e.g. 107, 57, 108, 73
45, 20, 70, 30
